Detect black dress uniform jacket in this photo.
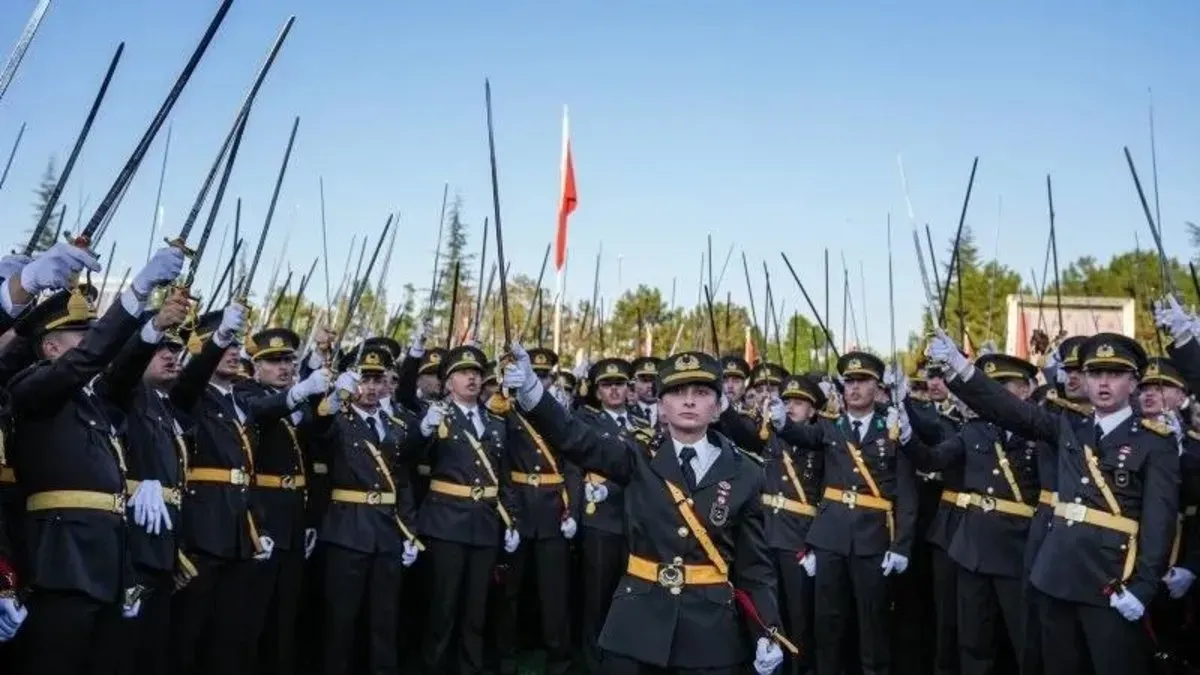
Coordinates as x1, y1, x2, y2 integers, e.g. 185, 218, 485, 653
573, 405, 641, 536
906, 418, 1040, 578
522, 392, 779, 670
417, 403, 519, 545
236, 380, 313, 552
175, 338, 291, 560
316, 406, 421, 554
950, 371, 1179, 607
778, 408, 920, 558
505, 409, 583, 538
906, 398, 964, 550
8, 298, 144, 602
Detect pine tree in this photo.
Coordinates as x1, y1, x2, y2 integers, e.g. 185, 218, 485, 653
432, 195, 476, 343
24, 157, 60, 252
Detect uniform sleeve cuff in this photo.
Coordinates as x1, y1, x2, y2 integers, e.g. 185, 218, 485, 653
0, 281, 27, 318
139, 321, 163, 345
120, 288, 146, 317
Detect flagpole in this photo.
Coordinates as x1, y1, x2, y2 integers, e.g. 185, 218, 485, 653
553, 104, 573, 358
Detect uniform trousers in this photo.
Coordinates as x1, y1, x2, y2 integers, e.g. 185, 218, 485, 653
1020, 505, 1052, 675
774, 549, 812, 675
495, 536, 572, 675
581, 528, 626, 675
929, 546, 959, 675
955, 567, 1022, 675
112, 567, 173, 675
170, 552, 258, 675
423, 538, 498, 675
15, 589, 123, 675
253, 546, 306, 675
602, 650, 739, 675
812, 548, 890, 675
1035, 587, 1149, 675
322, 543, 404, 675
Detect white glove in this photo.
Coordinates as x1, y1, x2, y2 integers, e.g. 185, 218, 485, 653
503, 342, 544, 409
1164, 567, 1197, 599
753, 637, 784, 675
0, 597, 27, 641
592, 483, 609, 503
216, 303, 247, 345
129, 480, 173, 536
132, 246, 186, 297
1155, 296, 1194, 344
0, 254, 31, 281
254, 536, 275, 561
550, 384, 571, 409
925, 329, 970, 377
892, 368, 910, 404
817, 380, 835, 400
1162, 412, 1184, 444
560, 517, 577, 539
420, 403, 446, 438
799, 551, 816, 577
304, 528, 317, 560
20, 242, 101, 294
572, 358, 590, 380
306, 351, 324, 371
289, 368, 329, 406
767, 396, 787, 430
334, 371, 359, 395
1108, 589, 1145, 621
401, 539, 419, 567
881, 551, 909, 576
887, 406, 912, 444
504, 528, 520, 553
409, 320, 430, 356
121, 598, 142, 619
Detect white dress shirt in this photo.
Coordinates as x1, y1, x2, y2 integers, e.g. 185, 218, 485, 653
210, 382, 246, 423
846, 411, 875, 442
639, 402, 657, 427
352, 404, 386, 441
673, 436, 720, 483
454, 401, 485, 437
1095, 405, 1133, 439
605, 408, 630, 430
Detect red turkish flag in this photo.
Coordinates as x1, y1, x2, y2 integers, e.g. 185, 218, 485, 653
554, 106, 577, 272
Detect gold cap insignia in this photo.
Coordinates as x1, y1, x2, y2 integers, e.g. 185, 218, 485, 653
1068, 345, 1080, 360
534, 353, 548, 365
1148, 363, 1160, 376
364, 352, 381, 366
429, 352, 442, 364
461, 351, 479, 364
269, 336, 285, 349
675, 354, 700, 371
66, 286, 96, 320
1096, 344, 1115, 359
785, 380, 800, 392
848, 358, 862, 370
984, 361, 997, 374
606, 363, 620, 374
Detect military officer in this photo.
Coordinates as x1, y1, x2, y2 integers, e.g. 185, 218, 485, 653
415, 344, 519, 675
629, 356, 661, 427
928, 329, 1179, 675
749, 362, 788, 401
504, 346, 788, 675
771, 350, 920, 675
721, 355, 751, 405
901, 353, 1041, 675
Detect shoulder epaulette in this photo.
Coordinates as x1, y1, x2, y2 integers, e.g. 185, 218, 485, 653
1046, 395, 1093, 417
818, 410, 839, 420
738, 448, 766, 464
1141, 417, 1173, 437
584, 405, 601, 414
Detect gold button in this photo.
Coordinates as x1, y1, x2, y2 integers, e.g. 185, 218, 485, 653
992, 469, 1000, 476
533, 465, 541, 471
852, 468, 860, 474
1081, 478, 1090, 485
986, 487, 994, 495
677, 527, 689, 537
670, 587, 682, 595
474, 478, 481, 484
686, 499, 694, 506
673, 556, 683, 564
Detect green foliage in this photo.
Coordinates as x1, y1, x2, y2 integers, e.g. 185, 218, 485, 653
24, 157, 60, 252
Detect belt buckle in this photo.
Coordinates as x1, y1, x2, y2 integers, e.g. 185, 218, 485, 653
769, 494, 784, 509
470, 486, 485, 501
657, 563, 685, 595
366, 491, 383, 505
955, 493, 971, 508
979, 495, 997, 513
230, 468, 247, 485
281, 475, 296, 490
527, 473, 540, 487
1062, 502, 1087, 523
841, 490, 857, 509
113, 494, 127, 513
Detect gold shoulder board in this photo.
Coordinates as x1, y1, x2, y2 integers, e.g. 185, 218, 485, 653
1141, 418, 1173, 437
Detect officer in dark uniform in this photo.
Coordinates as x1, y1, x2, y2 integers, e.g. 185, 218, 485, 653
6, 244, 184, 675
628, 357, 660, 427
240, 326, 330, 675
928, 330, 1179, 675
772, 350, 920, 675
749, 362, 788, 401
313, 343, 421, 675
569, 357, 649, 675
415, 344, 519, 675
720, 354, 751, 406
902, 353, 1041, 675
495, 347, 580, 675
505, 346, 789, 675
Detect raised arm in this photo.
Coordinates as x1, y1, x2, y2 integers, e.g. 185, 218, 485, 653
901, 430, 966, 473
521, 391, 636, 485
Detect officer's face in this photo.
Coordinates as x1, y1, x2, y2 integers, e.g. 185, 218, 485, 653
539, 373, 554, 389
1064, 368, 1084, 398
40, 329, 85, 360
379, 371, 397, 400
926, 376, 948, 402
723, 375, 746, 401
634, 376, 655, 402
598, 380, 626, 409
659, 384, 719, 435
1002, 378, 1031, 401
755, 382, 781, 399
786, 398, 814, 422
417, 373, 441, 398
1139, 384, 1166, 416
1162, 385, 1186, 411
358, 373, 383, 407
842, 376, 879, 412
445, 369, 480, 404
215, 345, 241, 379
145, 345, 181, 386
255, 356, 295, 389
1084, 369, 1136, 413
625, 383, 638, 405
743, 387, 760, 408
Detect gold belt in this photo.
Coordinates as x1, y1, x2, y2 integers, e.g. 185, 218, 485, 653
626, 554, 727, 595
761, 493, 816, 517
940, 489, 967, 507
824, 486, 892, 512
0, 466, 14, 484
510, 471, 564, 487
1038, 490, 1057, 508
964, 492, 1034, 518
125, 480, 183, 507
255, 474, 307, 490
186, 467, 250, 486
27, 490, 125, 514
331, 488, 396, 506
1054, 502, 1138, 535
585, 473, 607, 484
429, 479, 498, 501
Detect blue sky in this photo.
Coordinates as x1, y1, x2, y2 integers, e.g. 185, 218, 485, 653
0, 0, 1196, 352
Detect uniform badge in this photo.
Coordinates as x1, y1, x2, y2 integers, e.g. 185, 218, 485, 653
1114, 469, 1130, 487
711, 482, 732, 526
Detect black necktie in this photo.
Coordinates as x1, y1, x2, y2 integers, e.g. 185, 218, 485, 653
616, 415, 626, 429
224, 393, 242, 421
372, 415, 385, 441
466, 410, 478, 437
852, 420, 863, 442
1094, 422, 1104, 448
679, 446, 698, 492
